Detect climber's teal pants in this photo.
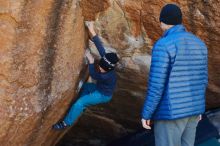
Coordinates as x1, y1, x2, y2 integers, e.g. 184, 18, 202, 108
64, 83, 111, 125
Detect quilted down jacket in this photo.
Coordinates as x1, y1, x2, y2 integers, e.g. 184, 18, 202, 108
142, 25, 208, 120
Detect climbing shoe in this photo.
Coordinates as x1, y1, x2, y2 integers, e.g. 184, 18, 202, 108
52, 121, 68, 130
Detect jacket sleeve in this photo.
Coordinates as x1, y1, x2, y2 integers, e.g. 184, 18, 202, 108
92, 35, 106, 57
142, 42, 170, 120
89, 64, 108, 80
204, 46, 208, 86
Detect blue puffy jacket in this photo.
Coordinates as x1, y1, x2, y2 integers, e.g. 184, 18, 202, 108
142, 25, 208, 120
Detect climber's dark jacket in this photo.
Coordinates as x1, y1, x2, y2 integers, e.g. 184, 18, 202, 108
89, 35, 117, 96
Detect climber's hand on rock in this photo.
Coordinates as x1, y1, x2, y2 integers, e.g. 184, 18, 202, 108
85, 21, 96, 37
85, 50, 94, 64
141, 118, 151, 130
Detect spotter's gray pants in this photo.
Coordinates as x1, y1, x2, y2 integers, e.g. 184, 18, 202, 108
154, 115, 199, 146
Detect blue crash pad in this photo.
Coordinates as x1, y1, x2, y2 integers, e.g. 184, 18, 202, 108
197, 138, 220, 146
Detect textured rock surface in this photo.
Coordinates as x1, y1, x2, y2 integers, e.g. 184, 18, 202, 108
0, 0, 87, 145
0, 0, 220, 146
58, 0, 220, 145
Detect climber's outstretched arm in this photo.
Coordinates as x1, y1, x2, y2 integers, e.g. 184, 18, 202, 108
86, 22, 106, 57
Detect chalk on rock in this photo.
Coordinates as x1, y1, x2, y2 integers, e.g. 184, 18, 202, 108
76, 80, 84, 93
85, 21, 94, 27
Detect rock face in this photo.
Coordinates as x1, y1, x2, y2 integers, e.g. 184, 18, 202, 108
0, 0, 220, 146
58, 0, 220, 145
0, 0, 87, 145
